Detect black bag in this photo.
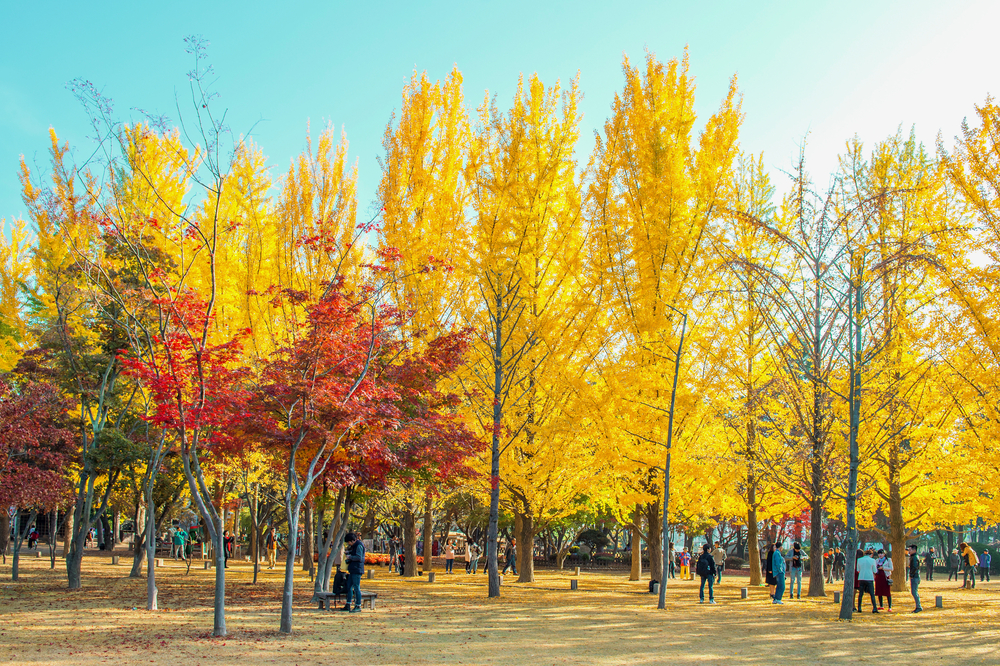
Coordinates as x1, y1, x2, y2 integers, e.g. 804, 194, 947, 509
332, 571, 349, 595
696, 555, 711, 577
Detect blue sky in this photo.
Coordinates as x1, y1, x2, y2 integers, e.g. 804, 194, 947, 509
2, 0, 998, 227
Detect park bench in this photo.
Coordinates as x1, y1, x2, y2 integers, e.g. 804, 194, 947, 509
316, 591, 378, 611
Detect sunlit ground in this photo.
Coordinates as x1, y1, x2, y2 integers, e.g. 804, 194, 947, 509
2, 550, 998, 665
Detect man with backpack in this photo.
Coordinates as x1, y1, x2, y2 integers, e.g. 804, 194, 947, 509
696, 544, 717, 604
342, 532, 365, 613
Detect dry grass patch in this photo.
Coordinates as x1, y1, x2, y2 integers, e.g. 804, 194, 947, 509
2, 553, 999, 665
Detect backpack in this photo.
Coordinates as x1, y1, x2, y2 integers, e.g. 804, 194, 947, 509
332, 571, 349, 595
696, 555, 711, 577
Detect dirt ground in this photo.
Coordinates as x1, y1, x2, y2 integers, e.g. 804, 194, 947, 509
1, 550, 998, 665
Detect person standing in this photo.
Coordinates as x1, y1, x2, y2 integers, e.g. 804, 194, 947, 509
980, 549, 991, 583
679, 548, 691, 580
923, 547, 936, 581
445, 541, 456, 574
713, 544, 726, 584
907, 544, 923, 613
856, 549, 879, 613
667, 542, 676, 579
824, 549, 834, 584
464, 543, 472, 573
266, 528, 278, 570
948, 548, 961, 581
875, 548, 893, 611
388, 537, 398, 574
764, 544, 777, 599
789, 542, 804, 600
959, 542, 979, 589
771, 543, 786, 604
223, 530, 234, 568
470, 543, 481, 574
696, 544, 718, 604
173, 527, 187, 561
342, 532, 365, 613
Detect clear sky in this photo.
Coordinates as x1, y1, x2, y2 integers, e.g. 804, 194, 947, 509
2, 0, 998, 227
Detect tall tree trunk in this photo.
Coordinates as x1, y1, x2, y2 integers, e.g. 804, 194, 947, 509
146, 492, 158, 610
629, 505, 642, 581
645, 501, 662, 583
422, 493, 434, 572
807, 501, 825, 597
516, 508, 535, 583
747, 504, 762, 586
403, 500, 418, 577
888, 454, 908, 593
130, 503, 145, 578
0, 512, 10, 564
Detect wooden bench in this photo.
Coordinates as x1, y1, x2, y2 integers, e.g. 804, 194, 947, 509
316, 591, 378, 611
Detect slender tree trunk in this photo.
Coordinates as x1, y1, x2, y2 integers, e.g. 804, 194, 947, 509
12, 510, 39, 581
888, 467, 907, 593
0, 512, 9, 564
302, 501, 314, 574
279, 499, 301, 634
747, 506, 762, 586
130, 504, 145, 578
422, 493, 434, 572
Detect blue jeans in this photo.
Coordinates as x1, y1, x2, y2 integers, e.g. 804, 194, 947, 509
910, 575, 922, 610
345, 573, 362, 608
774, 575, 786, 601
789, 567, 802, 597
699, 575, 715, 601
446, 559, 454, 573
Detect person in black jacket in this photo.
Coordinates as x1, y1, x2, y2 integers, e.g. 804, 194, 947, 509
342, 532, 365, 613
923, 547, 935, 581
907, 544, 923, 613
696, 544, 718, 604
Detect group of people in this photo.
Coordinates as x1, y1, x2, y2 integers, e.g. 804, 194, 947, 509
667, 542, 727, 583
384, 537, 518, 576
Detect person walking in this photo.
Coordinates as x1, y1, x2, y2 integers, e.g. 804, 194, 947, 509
341, 532, 365, 613
948, 548, 962, 581
445, 541, 456, 574
696, 544, 718, 604
771, 543, 786, 604
266, 528, 278, 570
223, 530, 234, 568
875, 548, 894, 611
764, 543, 777, 599
835, 548, 846, 581
923, 547, 936, 581
960, 542, 979, 589
713, 544, 726, 583
464, 543, 472, 573
856, 549, 879, 613
907, 544, 923, 613
824, 549, 834, 584
980, 549, 991, 583
679, 548, 691, 580
789, 542, 804, 600
502, 539, 518, 575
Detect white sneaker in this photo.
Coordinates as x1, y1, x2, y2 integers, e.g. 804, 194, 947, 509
709, 600, 717, 604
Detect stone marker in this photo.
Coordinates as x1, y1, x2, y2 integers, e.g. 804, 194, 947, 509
36, 551, 42, 559
204, 561, 211, 569
935, 595, 943, 608
156, 558, 163, 567
834, 591, 841, 603
741, 587, 748, 599
570, 579, 578, 590
366, 569, 374, 580
574, 566, 580, 576
428, 572, 436, 583
112, 555, 120, 565
651, 581, 659, 594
